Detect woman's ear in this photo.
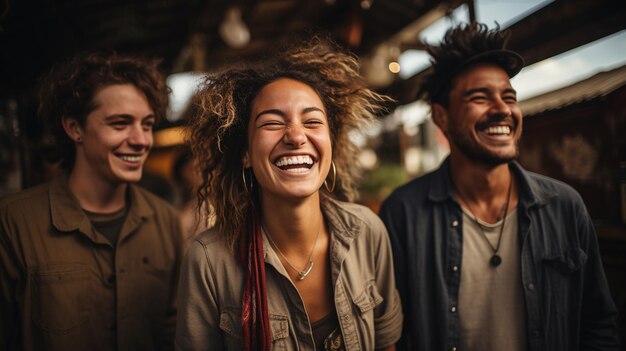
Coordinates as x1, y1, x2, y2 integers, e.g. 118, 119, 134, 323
431, 104, 449, 135
242, 150, 251, 168
61, 116, 83, 143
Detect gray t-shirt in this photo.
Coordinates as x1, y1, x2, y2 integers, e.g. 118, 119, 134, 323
458, 208, 527, 351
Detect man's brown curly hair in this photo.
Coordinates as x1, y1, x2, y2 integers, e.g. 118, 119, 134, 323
37, 51, 169, 170
188, 36, 391, 250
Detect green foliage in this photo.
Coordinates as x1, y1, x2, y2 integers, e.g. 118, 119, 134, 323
359, 162, 407, 201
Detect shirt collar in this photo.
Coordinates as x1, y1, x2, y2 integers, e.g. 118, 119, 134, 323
427, 157, 455, 203
427, 156, 558, 208
49, 173, 91, 234
509, 160, 558, 208
50, 173, 154, 238
261, 195, 364, 269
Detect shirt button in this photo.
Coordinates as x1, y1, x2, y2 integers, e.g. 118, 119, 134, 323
107, 274, 116, 285
452, 265, 459, 272
527, 282, 535, 290
532, 329, 540, 337
451, 220, 459, 227
451, 347, 457, 351
450, 306, 457, 313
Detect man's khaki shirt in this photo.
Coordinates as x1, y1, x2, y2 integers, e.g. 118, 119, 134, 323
175, 197, 403, 350
0, 174, 184, 351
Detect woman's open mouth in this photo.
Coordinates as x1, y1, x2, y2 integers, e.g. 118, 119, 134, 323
274, 155, 315, 173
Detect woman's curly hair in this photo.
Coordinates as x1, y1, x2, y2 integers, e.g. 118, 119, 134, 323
188, 36, 391, 250
38, 51, 169, 170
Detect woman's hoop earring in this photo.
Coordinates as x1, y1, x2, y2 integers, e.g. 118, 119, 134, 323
324, 161, 336, 193
242, 167, 253, 194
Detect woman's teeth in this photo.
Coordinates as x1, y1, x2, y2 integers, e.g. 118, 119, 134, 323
285, 167, 311, 173
275, 155, 314, 167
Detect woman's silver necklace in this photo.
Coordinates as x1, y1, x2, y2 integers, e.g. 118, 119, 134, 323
457, 177, 513, 267
263, 222, 322, 281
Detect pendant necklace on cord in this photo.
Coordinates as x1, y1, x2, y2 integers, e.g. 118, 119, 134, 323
262, 222, 322, 280
457, 176, 513, 267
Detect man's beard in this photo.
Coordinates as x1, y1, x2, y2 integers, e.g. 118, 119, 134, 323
448, 127, 519, 166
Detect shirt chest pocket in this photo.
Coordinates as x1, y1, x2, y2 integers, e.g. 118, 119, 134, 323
352, 281, 383, 314
542, 247, 587, 314
345, 280, 383, 347
219, 308, 290, 350
29, 264, 92, 334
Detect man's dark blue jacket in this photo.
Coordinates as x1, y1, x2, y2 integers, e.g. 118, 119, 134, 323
379, 158, 620, 351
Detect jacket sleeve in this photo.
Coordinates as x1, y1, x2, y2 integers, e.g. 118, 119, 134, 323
0, 205, 21, 350
163, 209, 185, 350
370, 212, 403, 349
576, 199, 621, 350
378, 197, 412, 351
175, 239, 223, 351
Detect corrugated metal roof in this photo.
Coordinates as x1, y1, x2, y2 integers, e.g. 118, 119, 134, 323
519, 64, 626, 116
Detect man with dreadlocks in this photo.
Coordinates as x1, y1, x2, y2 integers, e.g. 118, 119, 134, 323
380, 23, 620, 351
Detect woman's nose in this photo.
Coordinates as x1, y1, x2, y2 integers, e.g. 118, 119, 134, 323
282, 124, 307, 147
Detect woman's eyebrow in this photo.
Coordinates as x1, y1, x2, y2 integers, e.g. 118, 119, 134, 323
254, 109, 285, 121
303, 107, 325, 115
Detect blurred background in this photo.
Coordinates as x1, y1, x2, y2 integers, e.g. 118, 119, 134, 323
0, 0, 625, 344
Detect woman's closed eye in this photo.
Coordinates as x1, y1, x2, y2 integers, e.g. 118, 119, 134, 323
256, 119, 287, 131
304, 119, 325, 127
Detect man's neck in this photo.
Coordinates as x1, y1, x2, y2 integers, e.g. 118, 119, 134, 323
450, 153, 516, 223
68, 168, 127, 214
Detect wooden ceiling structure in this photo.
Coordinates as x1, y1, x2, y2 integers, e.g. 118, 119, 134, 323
1, 0, 625, 107
0, 0, 455, 97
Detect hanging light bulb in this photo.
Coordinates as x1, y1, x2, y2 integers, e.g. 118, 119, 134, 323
219, 7, 250, 49
360, 0, 373, 10
388, 61, 401, 74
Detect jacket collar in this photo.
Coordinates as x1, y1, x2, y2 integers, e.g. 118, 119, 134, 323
261, 195, 364, 274
427, 157, 455, 203
427, 156, 558, 208
49, 173, 93, 235
49, 173, 154, 243
509, 161, 558, 208
320, 195, 362, 246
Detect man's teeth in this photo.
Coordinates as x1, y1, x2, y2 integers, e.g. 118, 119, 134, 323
484, 126, 511, 135
119, 155, 142, 162
275, 155, 314, 167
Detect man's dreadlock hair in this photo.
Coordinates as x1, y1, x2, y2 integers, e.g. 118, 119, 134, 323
420, 22, 523, 106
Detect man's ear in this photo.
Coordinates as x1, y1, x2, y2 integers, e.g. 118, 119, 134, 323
431, 104, 449, 134
61, 116, 83, 143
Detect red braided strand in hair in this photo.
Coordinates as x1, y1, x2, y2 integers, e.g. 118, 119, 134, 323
238, 206, 271, 351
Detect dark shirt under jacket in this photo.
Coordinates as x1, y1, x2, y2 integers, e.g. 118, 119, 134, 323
379, 157, 620, 351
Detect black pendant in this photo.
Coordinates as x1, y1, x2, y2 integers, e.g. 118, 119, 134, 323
490, 254, 502, 267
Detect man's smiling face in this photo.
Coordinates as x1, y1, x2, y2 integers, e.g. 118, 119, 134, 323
73, 84, 155, 185
437, 62, 523, 166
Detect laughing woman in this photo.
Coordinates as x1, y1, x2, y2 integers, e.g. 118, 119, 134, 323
175, 37, 403, 351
